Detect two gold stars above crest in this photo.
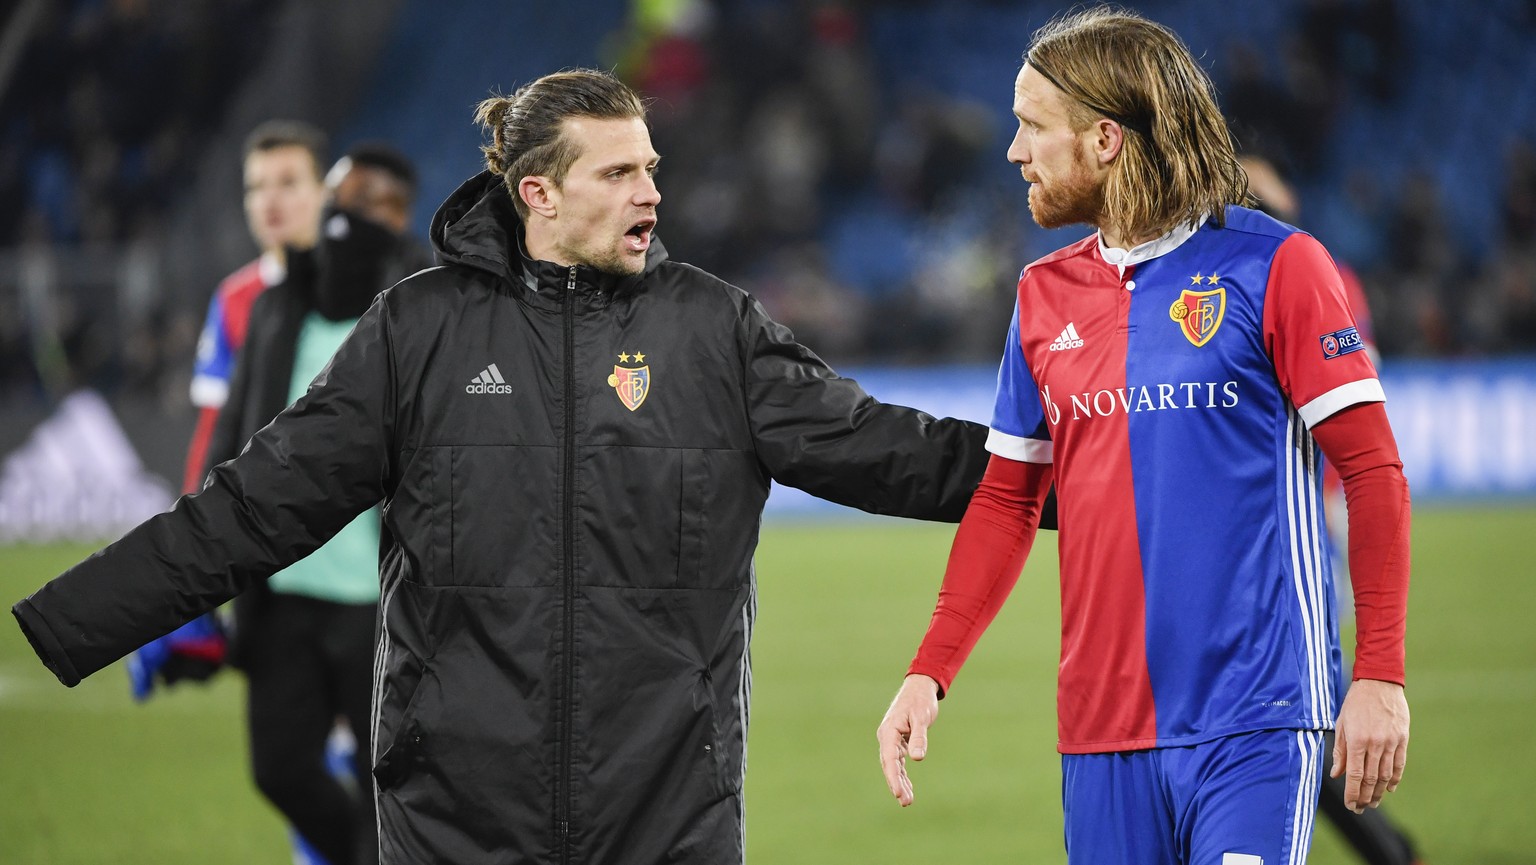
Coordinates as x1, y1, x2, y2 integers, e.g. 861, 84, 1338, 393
1190, 273, 1222, 285
617, 352, 647, 363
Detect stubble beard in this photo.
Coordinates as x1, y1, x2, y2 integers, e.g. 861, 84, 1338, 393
1027, 151, 1105, 231
563, 237, 647, 277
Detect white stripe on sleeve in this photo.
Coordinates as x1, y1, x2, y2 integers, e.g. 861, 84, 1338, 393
1296, 378, 1385, 428
985, 428, 1053, 463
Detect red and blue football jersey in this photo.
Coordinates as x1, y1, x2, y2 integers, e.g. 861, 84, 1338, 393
989, 206, 1383, 754
190, 253, 284, 409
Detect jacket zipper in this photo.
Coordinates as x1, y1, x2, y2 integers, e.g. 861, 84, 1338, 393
557, 264, 578, 864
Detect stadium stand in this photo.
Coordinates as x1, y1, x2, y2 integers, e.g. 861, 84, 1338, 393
1, 0, 1534, 487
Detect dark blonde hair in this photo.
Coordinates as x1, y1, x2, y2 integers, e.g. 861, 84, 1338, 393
474, 69, 647, 219
1025, 6, 1253, 240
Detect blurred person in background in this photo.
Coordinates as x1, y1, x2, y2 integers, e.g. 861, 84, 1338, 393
184, 121, 329, 493
877, 8, 1411, 864
199, 142, 430, 865
1244, 151, 1425, 865
126, 118, 329, 856
12, 68, 989, 865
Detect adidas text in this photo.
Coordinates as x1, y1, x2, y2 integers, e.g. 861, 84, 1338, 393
1049, 322, 1085, 351
467, 364, 512, 395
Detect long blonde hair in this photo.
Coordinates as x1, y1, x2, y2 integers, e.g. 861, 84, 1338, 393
1025, 6, 1253, 240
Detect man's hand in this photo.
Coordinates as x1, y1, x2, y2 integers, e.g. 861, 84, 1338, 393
876, 674, 941, 807
1332, 678, 1410, 813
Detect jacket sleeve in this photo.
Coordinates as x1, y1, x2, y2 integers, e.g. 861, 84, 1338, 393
11, 297, 397, 687
743, 298, 988, 522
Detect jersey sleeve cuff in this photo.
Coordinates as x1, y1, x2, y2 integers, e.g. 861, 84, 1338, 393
189, 376, 229, 410
1297, 378, 1385, 428
1351, 666, 1405, 687
985, 429, 1053, 463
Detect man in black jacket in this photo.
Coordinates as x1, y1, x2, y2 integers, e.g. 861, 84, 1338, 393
210, 142, 432, 865
12, 69, 988, 865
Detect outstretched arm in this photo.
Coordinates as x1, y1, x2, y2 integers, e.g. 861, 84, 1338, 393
743, 298, 990, 522
13, 297, 398, 686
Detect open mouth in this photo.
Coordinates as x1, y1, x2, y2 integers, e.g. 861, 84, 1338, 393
624, 218, 656, 252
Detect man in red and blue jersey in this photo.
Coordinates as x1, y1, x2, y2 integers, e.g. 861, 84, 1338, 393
183, 121, 328, 493
876, 9, 1412, 864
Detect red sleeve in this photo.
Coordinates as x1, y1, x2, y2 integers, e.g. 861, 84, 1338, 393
181, 406, 221, 495
908, 455, 1053, 695
1262, 233, 1383, 427
1310, 402, 1411, 685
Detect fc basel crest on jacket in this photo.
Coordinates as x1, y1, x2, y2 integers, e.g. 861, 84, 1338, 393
1169, 276, 1226, 347
607, 351, 650, 411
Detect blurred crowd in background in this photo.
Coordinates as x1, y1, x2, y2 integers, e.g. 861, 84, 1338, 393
2, 0, 1535, 417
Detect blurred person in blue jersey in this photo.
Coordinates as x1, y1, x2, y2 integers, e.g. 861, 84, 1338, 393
202, 141, 431, 865
876, 8, 1412, 865
12, 69, 989, 865
1244, 151, 1425, 865
185, 121, 330, 495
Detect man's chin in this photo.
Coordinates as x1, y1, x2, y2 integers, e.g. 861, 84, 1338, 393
594, 254, 646, 277
1028, 189, 1097, 231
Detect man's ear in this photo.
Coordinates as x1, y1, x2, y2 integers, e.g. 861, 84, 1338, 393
519, 175, 559, 219
1090, 118, 1127, 167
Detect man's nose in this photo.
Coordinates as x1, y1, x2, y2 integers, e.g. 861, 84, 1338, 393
637, 176, 661, 206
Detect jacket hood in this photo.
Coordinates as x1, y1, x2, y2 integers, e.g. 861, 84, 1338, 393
429, 170, 669, 293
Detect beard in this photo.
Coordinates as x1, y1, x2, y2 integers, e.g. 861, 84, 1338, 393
1027, 150, 1104, 230
587, 246, 647, 276
560, 236, 648, 277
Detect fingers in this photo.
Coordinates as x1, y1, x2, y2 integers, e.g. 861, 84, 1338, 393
1340, 728, 1405, 812
876, 720, 914, 806
876, 677, 940, 808
1361, 737, 1387, 809
1374, 745, 1396, 807
909, 714, 930, 762
1387, 739, 1407, 793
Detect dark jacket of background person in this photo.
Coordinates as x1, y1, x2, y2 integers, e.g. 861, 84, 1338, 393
206, 206, 432, 667
12, 170, 989, 865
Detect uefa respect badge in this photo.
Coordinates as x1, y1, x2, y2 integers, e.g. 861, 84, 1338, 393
1319, 326, 1365, 359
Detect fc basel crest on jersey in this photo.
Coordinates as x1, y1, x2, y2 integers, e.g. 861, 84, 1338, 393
1169, 276, 1227, 347
606, 351, 650, 411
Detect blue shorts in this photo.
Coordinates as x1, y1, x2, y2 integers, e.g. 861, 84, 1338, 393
1061, 729, 1325, 865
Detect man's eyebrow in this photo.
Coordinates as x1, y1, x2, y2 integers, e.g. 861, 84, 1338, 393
593, 155, 661, 174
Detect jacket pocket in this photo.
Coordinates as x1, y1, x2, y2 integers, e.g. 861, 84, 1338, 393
447, 444, 561, 587
373, 660, 433, 791
694, 667, 741, 798
678, 449, 767, 590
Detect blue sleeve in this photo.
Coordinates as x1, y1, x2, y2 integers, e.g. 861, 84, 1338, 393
987, 300, 1053, 463
190, 292, 233, 408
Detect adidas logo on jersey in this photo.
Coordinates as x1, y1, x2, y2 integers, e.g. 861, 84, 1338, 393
1049, 322, 1085, 351
466, 363, 513, 394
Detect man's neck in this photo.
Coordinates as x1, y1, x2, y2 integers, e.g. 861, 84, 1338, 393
1098, 225, 1159, 252
522, 226, 569, 268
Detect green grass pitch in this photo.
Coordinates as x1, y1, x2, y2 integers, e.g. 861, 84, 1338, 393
1, 505, 1532, 862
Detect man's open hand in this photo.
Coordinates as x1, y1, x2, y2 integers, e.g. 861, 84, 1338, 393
1332, 678, 1410, 813
876, 674, 941, 807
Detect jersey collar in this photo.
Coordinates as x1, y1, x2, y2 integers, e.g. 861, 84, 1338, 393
1096, 215, 1207, 274
258, 250, 286, 286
